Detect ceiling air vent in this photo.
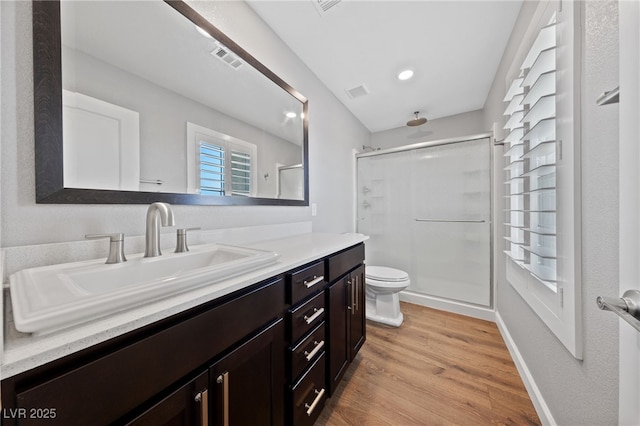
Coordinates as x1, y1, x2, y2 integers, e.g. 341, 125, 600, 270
211, 42, 243, 70
346, 84, 370, 99
312, 0, 343, 16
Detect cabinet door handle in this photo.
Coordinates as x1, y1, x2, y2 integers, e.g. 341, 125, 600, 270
304, 388, 326, 416
194, 389, 209, 426
347, 279, 353, 311
303, 275, 325, 289
354, 274, 359, 313
216, 372, 229, 426
303, 307, 324, 324
303, 340, 325, 361
351, 277, 356, 315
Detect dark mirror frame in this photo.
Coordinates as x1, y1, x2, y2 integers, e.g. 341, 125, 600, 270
33, 0, 309, 206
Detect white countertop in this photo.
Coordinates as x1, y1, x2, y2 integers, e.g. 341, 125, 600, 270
1, 232, 367, 379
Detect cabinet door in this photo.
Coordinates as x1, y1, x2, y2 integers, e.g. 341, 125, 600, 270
126, 372, 209, 426
210, 319, 285, 426
349, 265, 366, 359
327, 276, 349, 396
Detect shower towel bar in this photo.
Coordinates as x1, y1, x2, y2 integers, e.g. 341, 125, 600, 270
597, 290, 640, 333
414, 219, 486, 223
140, 178, 164, 185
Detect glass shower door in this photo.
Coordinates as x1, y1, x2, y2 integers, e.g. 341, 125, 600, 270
409, 139, 491, 306
357, 150, 413, 273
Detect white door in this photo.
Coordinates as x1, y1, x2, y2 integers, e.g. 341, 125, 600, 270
618, 1, 640, 424
63, 90, 140, 191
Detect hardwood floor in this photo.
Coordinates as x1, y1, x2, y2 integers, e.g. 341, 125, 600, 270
317, 302, 540, 426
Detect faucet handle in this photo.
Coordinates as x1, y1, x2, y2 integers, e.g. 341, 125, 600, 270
175, 228, 200, 253
85, 233, 127, 264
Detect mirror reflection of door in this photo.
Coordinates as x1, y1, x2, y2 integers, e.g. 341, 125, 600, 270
62, 90, 140, 191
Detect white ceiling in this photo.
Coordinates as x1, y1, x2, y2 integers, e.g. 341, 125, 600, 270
247, 0, 523, 133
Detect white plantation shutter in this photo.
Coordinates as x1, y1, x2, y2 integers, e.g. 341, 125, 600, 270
504, 21, 558, 291
501, 2, 581, 359
229, 149, 252, 196
199, 142, 225, 196
187, 122, 257, 197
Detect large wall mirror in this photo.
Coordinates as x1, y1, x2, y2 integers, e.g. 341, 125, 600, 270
33, 0, 309, 206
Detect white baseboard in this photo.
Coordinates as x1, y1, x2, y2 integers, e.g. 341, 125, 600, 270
399, 290, 495, 322
495, 312, 556, 426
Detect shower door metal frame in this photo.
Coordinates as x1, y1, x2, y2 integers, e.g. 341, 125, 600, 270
356, 132, 495, 310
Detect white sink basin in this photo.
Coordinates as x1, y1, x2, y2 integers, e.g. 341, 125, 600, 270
10, 244, 279, 333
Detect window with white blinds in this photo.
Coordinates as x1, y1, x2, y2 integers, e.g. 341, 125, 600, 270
229, 149, 252, 196
198, 143, 253, 196
186, 122, 257, 197
503, 19, 557, 291
501, 0, 582, 359
199, 142, 225, 196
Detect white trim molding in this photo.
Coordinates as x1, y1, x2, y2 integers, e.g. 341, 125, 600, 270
495, 311, 557, 426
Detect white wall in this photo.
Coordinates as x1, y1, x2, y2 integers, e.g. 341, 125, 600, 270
371, 109, 486, 150
484, 1, 620, 424
0, 0, 370, 248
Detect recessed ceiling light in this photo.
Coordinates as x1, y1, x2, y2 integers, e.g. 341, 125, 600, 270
285, 112, 297, 118
398, 69, 414, 81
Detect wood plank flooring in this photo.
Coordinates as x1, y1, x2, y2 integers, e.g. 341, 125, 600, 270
316, 302, 540, 426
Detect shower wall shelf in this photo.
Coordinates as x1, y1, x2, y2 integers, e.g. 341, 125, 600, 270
596, 86, 620, 106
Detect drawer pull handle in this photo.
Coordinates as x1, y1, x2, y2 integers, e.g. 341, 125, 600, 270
305, 388, 326, 416
216, 372, 229, 426
303, 340, 325, 361
303, 275, 325, 289
194, 389, 209, 426
303, 307, 325, 324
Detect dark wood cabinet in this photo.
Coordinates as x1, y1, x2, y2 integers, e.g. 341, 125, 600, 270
290, 353, 326, 426
349, 264, 366, 359
128, 319, 285, 426
285, 260, 328, 426
326, 245, 366, 396
127, 371, 209, 426
2, 278, 284, 426
209, 319, 285, 426
1, 242, 366, 426
327, 274, 349, 393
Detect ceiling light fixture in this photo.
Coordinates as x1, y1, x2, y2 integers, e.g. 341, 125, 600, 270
285, 112, 297, 118
397, 69, 414, 81
406, 111, 427, 127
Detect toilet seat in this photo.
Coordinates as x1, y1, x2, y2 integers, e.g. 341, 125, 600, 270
366, 266, 409, 282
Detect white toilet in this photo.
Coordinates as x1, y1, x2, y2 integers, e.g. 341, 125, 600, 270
365, 266, 410, 327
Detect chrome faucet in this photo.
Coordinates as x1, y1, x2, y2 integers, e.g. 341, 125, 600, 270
144, 202, 175, 258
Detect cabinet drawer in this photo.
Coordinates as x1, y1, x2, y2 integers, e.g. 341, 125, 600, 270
288, 261, 326, 305
288, 291, 325, 343
13, 278, 284, 426
289, 322, 325, 382
291, 352, 326, 426
327, 244, 364, 282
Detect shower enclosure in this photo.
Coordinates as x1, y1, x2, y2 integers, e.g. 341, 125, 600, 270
357, 135, 492, 308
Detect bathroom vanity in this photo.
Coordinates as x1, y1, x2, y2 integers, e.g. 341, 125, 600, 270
1, 233, 367, 426
5, 0, 367, 423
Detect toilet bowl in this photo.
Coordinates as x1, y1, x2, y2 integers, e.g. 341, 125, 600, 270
365, 266, 410, 327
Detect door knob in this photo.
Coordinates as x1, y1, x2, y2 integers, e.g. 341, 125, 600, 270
597, 289, 640, 333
